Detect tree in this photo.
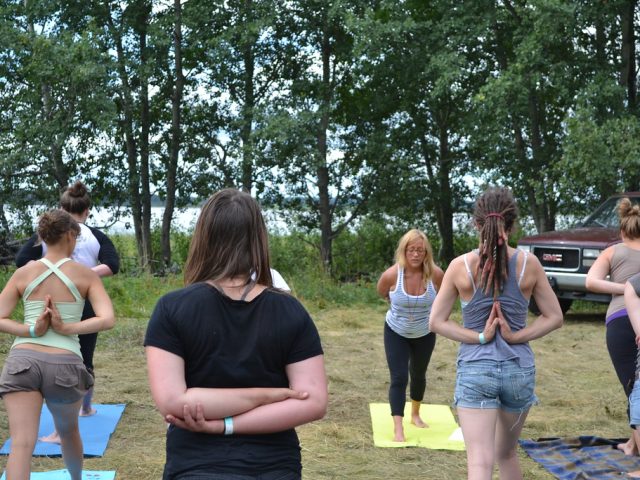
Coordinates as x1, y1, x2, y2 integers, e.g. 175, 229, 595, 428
352, 0, 483, 263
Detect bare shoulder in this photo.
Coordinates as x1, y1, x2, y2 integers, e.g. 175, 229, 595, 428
377, 264, 398, 294
379, 264, 398, 282
445, 253, 472, 274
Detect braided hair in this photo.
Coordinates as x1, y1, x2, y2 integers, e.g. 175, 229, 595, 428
473, 187, 518, 297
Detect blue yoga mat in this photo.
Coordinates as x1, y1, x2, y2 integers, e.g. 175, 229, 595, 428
0, 470, 116, 480
0, 404, 126, 457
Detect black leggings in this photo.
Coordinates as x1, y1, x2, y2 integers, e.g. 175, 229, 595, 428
384, 323, 436, 417
79, 301, 98, 375
606, 315, 636, 418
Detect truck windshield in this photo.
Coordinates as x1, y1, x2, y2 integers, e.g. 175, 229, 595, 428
582, 196, 640, 228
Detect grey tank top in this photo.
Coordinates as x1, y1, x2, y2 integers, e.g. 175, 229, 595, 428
606, 244, 640, 319
458, 249, 534, 368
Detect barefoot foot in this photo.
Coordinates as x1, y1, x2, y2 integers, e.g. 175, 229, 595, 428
393, 430, 406, 442
39, 431, 61, 444
411, 415, 428, 428
630, 470, 640, 478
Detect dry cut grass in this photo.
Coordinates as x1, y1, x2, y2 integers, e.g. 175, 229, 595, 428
0, 301, 625, 480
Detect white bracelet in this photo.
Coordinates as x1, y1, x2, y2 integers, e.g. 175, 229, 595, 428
223, 416, 234, 435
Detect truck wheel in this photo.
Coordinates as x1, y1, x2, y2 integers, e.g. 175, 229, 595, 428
528, 298, 573, 315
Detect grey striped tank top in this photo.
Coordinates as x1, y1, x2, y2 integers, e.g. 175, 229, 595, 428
385, 266, 437, 338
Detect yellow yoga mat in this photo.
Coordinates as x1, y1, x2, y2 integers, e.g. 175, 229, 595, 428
369, 403, 466, 450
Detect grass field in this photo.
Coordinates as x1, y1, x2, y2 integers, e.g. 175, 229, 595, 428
0, 277, 626, 479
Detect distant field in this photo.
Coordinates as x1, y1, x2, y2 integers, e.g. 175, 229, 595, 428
0, 277, 624, 479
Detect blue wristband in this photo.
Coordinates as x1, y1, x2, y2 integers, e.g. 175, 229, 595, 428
224, 416, 234, 435
478, 332, 486, 345
29, 325, 37, 338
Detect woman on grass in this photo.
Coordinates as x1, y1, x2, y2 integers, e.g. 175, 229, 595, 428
586, 198, 640, 456
429, 187, 562, 480
376, 229, 443, 442
0, 210, 115, 480
16, 181, 119, 439
145, 188, 328, 480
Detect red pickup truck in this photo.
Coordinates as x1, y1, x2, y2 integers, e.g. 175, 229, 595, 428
516, 193, 640, 314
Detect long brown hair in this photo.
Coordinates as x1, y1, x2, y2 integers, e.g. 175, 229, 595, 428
184, 189, 272, 287
473, 187, 518, 297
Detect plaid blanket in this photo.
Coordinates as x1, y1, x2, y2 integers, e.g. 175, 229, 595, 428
519, 436, 640, 479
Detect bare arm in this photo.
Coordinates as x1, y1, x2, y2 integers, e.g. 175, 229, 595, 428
92, 264, 114, 278
625, 281, 640, 338
429, 258, 498, 343
146, 346, 310, 423
431, 266, 444, 292
498, 257, 563, 343
0, 272, 53, 337
376, 265, 396, 301
167, 355, 328, 434
585, 247, 624, 295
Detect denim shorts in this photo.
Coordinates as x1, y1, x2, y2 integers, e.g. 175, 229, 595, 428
630, 377, 640, 428
173, 470, 299, 480
0, 348, 93, 403
453, 359, 538, 413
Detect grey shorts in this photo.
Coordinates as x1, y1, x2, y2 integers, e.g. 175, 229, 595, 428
0, 348, 94, 403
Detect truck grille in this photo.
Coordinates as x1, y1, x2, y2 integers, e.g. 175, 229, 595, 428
533, 247, 580, 270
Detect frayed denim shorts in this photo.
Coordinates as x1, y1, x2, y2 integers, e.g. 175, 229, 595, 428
629, 377, 640, 428
453, 359, 538, 413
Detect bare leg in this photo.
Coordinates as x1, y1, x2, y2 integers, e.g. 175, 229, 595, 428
410, 400, 428, 428
80, 386, 96, 416
4, 391, 43, 480
494, 409, 529, 480
48, 399, 84, 480
457, 407, 498, 480
628, 429, 640, 477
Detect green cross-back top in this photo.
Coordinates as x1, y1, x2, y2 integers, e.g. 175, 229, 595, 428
12, 258, 85, 358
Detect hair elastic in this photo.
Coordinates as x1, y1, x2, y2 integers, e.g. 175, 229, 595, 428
485, 213, 504, 220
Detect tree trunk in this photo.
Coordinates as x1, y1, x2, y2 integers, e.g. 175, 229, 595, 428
161, 0, 183, 269
435, 125, 454, 264
106, 6, 147, 267
317, 23, 333, 273
240, 0, 255, 193
621, 0, 637, 114
527, 88, 555, 232
138, 4, 153, 272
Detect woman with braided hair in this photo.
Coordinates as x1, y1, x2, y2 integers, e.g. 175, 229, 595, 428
586, 197, 640, 456
429, 186, 563, 480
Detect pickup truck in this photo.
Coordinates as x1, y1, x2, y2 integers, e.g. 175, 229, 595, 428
516, 192, 640, 314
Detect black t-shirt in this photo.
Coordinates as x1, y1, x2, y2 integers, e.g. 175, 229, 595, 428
144, 283, 323, 478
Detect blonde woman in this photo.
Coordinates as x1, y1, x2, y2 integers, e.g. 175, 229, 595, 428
376, 229, 444, 442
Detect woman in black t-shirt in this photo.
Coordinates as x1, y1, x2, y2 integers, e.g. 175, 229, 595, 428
145, 189, 328, 480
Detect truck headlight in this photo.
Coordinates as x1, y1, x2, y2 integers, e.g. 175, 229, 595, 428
518, 245, 531, 252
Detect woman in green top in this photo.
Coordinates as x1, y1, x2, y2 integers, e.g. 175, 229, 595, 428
0, 210, 114, 480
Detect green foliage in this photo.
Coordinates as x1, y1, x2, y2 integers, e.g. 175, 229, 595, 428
102, 274, 182, 318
